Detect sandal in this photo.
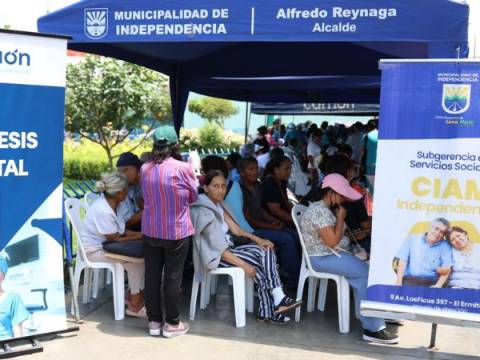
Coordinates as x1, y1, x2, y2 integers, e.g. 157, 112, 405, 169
126, 305, 147, 319
256, 314, 290, 325
274, 296, 303, 314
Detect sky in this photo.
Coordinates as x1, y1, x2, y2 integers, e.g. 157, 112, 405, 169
1, 0, 479, 135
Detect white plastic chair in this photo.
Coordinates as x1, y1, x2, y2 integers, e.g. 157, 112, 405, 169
83, 191, 100, 208
291, 204, 351, 334
64, 197, 126, 321
189, 265, 254, 327
83, 192, 111, 298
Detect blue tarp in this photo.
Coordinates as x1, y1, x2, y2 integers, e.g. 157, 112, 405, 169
251, 102, 379, 116
38, 0, 469, 131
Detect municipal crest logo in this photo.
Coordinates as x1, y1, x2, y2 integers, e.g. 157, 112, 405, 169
442, 84, 471, 114
85, 8, 108, 39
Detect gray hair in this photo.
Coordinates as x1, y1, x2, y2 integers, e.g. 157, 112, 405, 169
95, 172, 128, 197
432, 217, 450, 230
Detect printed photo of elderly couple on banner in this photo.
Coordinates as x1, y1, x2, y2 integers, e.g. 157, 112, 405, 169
363, 60, 480, 324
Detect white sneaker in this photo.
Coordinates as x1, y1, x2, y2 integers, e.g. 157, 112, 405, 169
162, 321, 189, 338
148, 321, 162, 336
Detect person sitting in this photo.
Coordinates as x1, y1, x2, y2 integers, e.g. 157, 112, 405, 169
116, 152, 143, 231
201, 155, 300, 288
238, 157, 301, 288
0, 257, 29, 339
226, 152, 241, 182
447, 226, 480, 290
190, 170, 302, 324
261, 155, 295, 229
300, 173, 398, 344
395, 218, 453, 288
303, 154, 372, 254
81, 172, 145, 317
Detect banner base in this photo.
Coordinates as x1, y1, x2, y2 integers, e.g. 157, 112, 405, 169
361, 301, 480, 329
0, 326, 79, 359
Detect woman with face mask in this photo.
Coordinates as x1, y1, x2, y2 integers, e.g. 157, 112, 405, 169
190, 170, 302, 324
300, 173, 398, 344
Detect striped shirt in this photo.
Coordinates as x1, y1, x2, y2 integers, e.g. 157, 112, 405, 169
141, 157, 198, 240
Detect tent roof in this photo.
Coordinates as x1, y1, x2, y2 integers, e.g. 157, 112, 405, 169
38, 0, 469, 130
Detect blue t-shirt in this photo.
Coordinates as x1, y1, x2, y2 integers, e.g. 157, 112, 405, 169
0, 292, 30, 339
396, 234, 453, 278
223, 181, 254, 233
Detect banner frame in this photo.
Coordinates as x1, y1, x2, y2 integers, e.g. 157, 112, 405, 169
363, 58, 480, 331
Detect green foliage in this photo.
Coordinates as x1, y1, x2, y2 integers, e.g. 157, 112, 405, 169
198, 123, 223, 150
188, 96, 238, 126
64, 139, 152, 180
65, 55, 170, 167
64, 128, 244, 180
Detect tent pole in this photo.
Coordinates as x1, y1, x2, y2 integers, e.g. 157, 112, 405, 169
244, 101, 250, 144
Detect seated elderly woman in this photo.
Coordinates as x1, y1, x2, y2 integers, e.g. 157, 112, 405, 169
300, 173, 398, 344
448, 226, 480, 290
81, 172, 145, 317
190, 170, 302, 324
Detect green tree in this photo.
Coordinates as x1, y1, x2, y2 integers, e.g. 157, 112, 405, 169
188, 96, 238, 126
198, 122, 223, 149
65, 55, 171, 168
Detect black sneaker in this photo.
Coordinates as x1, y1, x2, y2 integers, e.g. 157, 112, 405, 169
362, 328, 399, 344
386, 319, 404, 326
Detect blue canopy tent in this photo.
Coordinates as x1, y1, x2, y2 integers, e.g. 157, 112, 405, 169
38, 0, 469, 132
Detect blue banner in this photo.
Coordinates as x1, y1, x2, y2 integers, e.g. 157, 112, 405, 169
39, 0, 468, 47
364, 60, 480, 323
0, 32, 68, 339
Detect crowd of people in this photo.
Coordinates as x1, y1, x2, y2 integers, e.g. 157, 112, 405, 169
78, 119, 403, 345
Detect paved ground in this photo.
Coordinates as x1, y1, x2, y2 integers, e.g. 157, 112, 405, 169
20, 277, 480, 359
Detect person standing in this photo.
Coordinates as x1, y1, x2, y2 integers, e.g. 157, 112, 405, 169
141, 125, 198, 338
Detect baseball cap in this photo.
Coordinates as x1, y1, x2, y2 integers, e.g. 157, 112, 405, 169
321, 173, 362, 201
153, 125, 178, 146
287, 123, 296, 130
116, 152, 143, 169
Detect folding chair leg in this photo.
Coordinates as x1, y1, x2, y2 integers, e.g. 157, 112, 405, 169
317, 278, 328, 311
210, 275, 218, 296
71, 262, 83, 316
106, 270, 112, 285
337, 277, 350, 334
295, 271, 308, 322
200, 274, 210, 310
92, 269, 100, 299
113, 264, 125, 321
82, 268, 91, 304
307, 278, 318, 312
189, 277, 200, 321
231, 271, 246, 328
246, 277, 254, 313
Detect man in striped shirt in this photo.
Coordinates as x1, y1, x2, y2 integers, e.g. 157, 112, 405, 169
141, 125, 198, 338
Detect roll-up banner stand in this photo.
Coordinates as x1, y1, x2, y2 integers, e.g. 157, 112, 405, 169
362, 59, 480, 329
0, 30, 70, 341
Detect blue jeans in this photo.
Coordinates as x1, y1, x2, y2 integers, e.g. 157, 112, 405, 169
254, 229, 301, 287
309, 253, 385, 332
